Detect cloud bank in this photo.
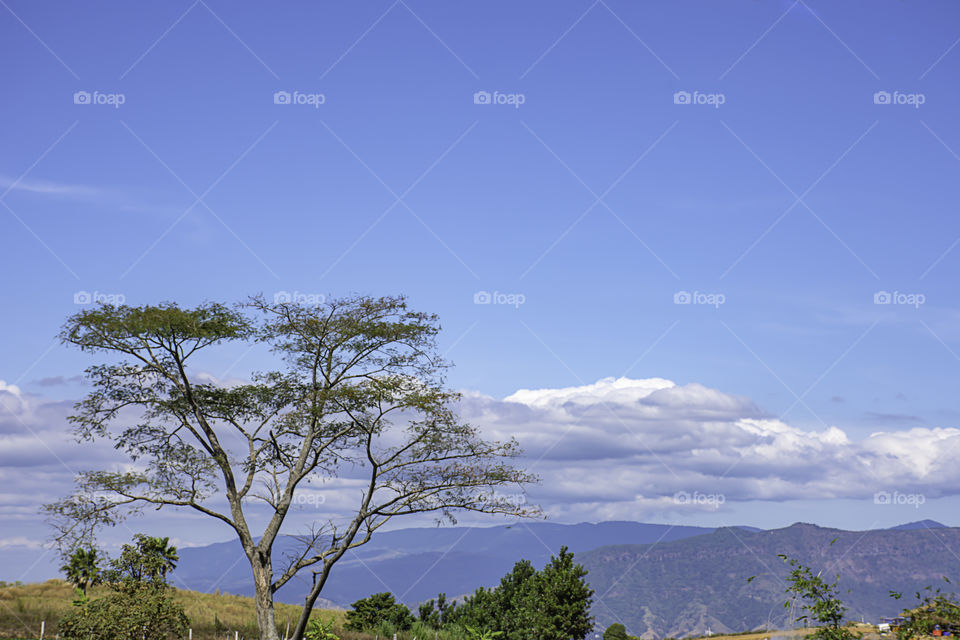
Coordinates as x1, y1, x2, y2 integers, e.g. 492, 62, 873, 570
3, 375, 959, 550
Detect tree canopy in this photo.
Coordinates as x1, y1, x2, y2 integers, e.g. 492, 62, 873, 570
45, 294, 539, 640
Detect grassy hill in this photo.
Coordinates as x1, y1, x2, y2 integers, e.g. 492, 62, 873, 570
0, 579, 345, 640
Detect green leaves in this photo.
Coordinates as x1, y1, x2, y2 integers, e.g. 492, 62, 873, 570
49, 293, 541, 640
449, 546, 594, 640
344, 592, 414, 631
889, 580, 960, 640
57, 534, 188, 640
60, 547, 101, 596
779, 553, 860, 640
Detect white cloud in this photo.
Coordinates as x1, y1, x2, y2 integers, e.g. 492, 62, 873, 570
4, 374, 958, 550
459, 376, 960, 517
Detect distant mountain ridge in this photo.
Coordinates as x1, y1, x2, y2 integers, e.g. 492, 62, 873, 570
170, 520, 959, 640
580, 522, 960, 639
172, 521, 738, 606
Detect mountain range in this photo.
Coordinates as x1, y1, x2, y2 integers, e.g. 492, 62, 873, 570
169, 520, 957, 639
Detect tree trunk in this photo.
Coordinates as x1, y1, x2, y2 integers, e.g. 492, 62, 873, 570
252, 555, 280, 640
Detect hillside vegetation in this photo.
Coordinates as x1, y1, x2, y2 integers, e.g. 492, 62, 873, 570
0, 580, 344, 640
580, 523, 960, 638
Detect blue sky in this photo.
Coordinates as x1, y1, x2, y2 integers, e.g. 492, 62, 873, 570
4, 0, 960, 581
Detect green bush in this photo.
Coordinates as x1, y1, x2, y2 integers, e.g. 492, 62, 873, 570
345, 592, 414, 632
57, 534, 188, 640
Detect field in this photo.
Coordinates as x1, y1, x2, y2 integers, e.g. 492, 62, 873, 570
0, 581, 886, 640
0, 579, 345, 640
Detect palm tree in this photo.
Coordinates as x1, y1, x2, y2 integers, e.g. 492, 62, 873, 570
140, 535, 179, 579
60, 547, 101, 595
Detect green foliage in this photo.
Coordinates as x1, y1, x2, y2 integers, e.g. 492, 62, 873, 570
778, 552, 861, 640
106, 534, 178, 583
304, 616, 340, 640
448, 546, 594, 640
465, 625, 505, 640
60, 547, 101, 596
890, 578, 960, 640
603, 622, 630, 640
604, 622, 630, 640
345, 592, 414, 632
46, 294, 541, 640
57, 534, 188, 640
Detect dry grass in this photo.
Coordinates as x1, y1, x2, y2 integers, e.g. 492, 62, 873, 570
0, 579, 345, 639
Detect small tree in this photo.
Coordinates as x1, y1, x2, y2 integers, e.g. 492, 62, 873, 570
890, 579, 960, 640
536, 546, 595, 640
450, 547, 594, 640
418, 597, 441, 628
604, 623, 630, 640
44, 295, 540, 640
778, 553, 860, 640
60, 547, 101, 596
345, 592, 415, 631
58, 534, 188, 640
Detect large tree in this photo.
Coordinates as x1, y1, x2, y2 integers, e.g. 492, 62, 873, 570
44, 295, 539, 640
